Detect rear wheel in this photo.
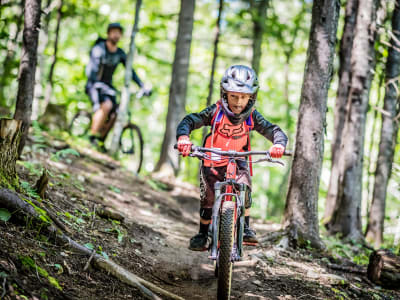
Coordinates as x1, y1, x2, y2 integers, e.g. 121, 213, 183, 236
118, 123, 144, 174
217, 201, 235, 300
69, 110, 91, 137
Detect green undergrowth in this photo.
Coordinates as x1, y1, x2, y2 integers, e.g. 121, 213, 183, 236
323, 235, 372, 265
19, 255, 62, 290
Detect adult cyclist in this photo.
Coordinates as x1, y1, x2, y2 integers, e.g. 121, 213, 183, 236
85, 22, 151, 149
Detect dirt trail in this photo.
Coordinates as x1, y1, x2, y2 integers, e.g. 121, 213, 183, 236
1, 136, 400, 300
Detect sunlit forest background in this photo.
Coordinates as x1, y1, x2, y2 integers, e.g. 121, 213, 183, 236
1, 0, 399, 245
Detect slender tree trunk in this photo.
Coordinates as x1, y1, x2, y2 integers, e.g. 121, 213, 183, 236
109, 0, 142, 155
154, 0, 196, 175
202, 0, 223, 140
365, 72, 384, 218
42, 0, 63, 112
31, 0, 53, 120
13, 0, 42, 157
325, 0, 384, 241
365, 0, 400, 248
250, 0, 268, 75
0, 0, 24, 108
283, 0, 340, 249
323, 0, 359, 225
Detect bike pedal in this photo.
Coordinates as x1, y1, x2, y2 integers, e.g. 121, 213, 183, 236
243, 241, 258, 246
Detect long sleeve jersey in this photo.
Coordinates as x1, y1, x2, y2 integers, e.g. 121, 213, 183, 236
176, 104, 288, 147
85, 39, 143, 88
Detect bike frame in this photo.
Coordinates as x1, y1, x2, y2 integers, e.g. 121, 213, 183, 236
210, 158, 246, 262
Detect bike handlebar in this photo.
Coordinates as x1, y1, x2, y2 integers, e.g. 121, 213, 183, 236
173, 144, 293, 158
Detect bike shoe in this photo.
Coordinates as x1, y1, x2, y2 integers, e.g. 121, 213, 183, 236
243, 226, 258, 244
189, 232, 208, 251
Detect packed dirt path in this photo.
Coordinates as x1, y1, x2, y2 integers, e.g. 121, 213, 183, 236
1, 134, 400, 300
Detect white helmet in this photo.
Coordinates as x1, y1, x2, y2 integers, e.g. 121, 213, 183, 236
220, 65, 259, 100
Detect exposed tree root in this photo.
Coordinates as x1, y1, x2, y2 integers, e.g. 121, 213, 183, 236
0, 188, 184, 300
327, 263, 366, 275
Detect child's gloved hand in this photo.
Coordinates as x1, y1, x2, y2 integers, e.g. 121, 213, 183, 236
177, 136, 192, 157
269, 144, 285, 158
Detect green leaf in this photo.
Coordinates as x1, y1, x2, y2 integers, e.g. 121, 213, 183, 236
0, 208, 11, 222
84, 243, 94, 250
0, 271, 8, 278
101, 251, 109, 260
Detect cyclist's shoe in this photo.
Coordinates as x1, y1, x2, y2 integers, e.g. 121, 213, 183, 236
89, 135, 107, 153
189, 232, 208, 251
243, 226, 258, 244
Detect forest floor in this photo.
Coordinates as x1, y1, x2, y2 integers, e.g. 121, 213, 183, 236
1, 129, 400, 300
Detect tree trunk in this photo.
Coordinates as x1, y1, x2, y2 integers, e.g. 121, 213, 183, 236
365, 0, 400, 248
202, 0, 223, 140
325, 0, 383, 242
42, 0, 64, 112
109, 0, 142, 155
367, 249, 400, 289
0, 0, 24, 108
154, 0, 196, 175
323, 0, 359, 225
13, 0, 42, 157
0, 119, 22, 187
250, 0, 268, 75
31, 0, 53, 120
283, 0, 340, 249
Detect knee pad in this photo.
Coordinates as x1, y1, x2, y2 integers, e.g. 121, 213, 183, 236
200, 208, 213, 220
245, 189, 252, 209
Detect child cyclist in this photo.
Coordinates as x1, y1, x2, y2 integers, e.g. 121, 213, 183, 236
176, 65, 288, 251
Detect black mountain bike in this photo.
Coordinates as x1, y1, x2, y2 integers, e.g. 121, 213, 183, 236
69, 93, 144, 173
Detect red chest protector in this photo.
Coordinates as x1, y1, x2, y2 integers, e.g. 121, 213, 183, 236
204, 101, 254, 175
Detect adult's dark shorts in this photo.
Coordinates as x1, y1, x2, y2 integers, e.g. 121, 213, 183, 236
85, 81, 118, 113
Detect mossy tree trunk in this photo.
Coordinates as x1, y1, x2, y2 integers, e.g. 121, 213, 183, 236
0, 119, 22, 187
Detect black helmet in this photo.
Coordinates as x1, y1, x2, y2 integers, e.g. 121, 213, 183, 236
107, 22, 124, 33
220, 65, 259, 101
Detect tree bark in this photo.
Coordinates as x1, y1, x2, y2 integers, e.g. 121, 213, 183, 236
367, 249, 400, 289
31, 0, 53, 120
109, 0, 142, 155
0, 119, 22, 187
13, 0, 42, 157
202, 0, 224, 140
323, 0, 359, 225
42, 0, 64, 112
250, 0, 268, 75
325, 0, 383, 242
283, 0, 340, 249
154, 0, 196, 175
365, 0, 400, 248
0, 0, 24, 108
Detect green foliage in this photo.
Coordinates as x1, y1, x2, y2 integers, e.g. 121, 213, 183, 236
17, 161, 44, 177
20, 181, 40, 199
51, 148, 80, 162
19, 256, 62, 290
0, 208, 11, 222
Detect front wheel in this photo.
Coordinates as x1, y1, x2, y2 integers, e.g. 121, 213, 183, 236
118, 123, 144, 174
217, 201, 235, 300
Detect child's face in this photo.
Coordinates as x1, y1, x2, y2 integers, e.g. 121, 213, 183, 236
226, 92, 251, 114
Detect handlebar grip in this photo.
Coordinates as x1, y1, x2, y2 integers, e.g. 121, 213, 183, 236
174, 144, 178, 149
284, 150, 293, 156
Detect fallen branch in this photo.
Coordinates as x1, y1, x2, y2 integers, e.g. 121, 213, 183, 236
327, 263, 366, 275
83, 250, 95, 272
0, 188, 183, 300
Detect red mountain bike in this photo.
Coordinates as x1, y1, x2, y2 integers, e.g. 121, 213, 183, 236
178, 145, 291, 299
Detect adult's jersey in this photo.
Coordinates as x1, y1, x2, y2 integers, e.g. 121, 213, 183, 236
85, 40, 142, 87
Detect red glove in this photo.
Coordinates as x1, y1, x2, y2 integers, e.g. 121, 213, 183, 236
269, 144, 285, 158
177, 136, 192, 157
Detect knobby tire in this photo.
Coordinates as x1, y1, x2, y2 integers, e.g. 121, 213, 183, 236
120, 123, 144, 173
217, 201, 235, 300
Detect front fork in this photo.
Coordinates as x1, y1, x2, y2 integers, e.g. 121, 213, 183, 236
209, 182, 246, 261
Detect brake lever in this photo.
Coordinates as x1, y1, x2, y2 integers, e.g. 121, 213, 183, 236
252, 158, 285, 166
